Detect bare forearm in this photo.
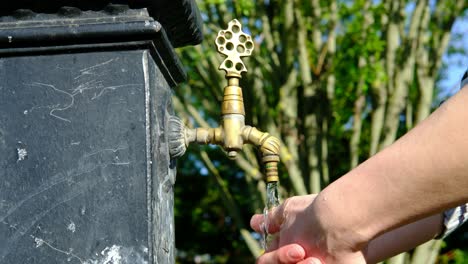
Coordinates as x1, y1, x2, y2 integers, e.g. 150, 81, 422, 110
314, 88, 468, 247
366, 214, 443, 263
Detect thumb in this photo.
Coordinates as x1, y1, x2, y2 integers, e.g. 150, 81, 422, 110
257, 244, 306, 264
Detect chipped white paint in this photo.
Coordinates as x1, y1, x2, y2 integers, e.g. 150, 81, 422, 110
101, 245, 122, 263
67, 222, 76, 233
142, 246, 148, 254
84, 245, 148, 264
34, 238, 44, 248
17, 148, 28, 161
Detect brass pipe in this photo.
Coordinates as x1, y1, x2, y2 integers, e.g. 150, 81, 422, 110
221, 79, 245, 159
186, 127, 223, 145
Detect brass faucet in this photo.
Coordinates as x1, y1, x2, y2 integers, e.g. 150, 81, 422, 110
169, 19, 280, 183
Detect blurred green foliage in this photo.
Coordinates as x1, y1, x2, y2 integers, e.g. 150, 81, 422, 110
173, 0, 468, 262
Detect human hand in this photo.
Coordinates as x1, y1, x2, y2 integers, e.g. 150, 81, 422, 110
250, 194, 368, 264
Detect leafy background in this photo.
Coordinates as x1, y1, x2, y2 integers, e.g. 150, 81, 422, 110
173, 0, 468, 263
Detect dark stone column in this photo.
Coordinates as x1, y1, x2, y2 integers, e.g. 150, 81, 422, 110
0, 2, 202, 263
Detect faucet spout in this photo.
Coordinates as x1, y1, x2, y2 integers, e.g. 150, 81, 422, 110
242, 126, 280, 183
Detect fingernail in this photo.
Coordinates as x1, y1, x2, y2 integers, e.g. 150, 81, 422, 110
287, 247, 303, 260
307, 258, 322, 264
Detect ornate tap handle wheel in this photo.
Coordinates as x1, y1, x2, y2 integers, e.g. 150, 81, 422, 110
215, 19, 254, 78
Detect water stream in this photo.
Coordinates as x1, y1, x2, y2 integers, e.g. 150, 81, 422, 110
262, 181, 280, 250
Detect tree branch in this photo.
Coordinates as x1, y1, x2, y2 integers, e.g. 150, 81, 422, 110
380, 0, 428, 149
200, 151, 262, 257
350, 0, 370, 168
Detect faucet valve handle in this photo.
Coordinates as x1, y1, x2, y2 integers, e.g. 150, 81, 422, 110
215, 19, 254, 78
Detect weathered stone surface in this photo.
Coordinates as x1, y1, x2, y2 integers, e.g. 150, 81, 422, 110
0, 1, 203, 262
0, 49, 176, 264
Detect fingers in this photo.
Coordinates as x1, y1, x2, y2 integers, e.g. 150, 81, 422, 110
250, 214, 264, 233
257, 244, 306, 264
250, 203, 286, 234
266, 204, 286, 233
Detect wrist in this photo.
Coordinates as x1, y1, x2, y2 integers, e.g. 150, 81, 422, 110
312, 188, 373, 255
